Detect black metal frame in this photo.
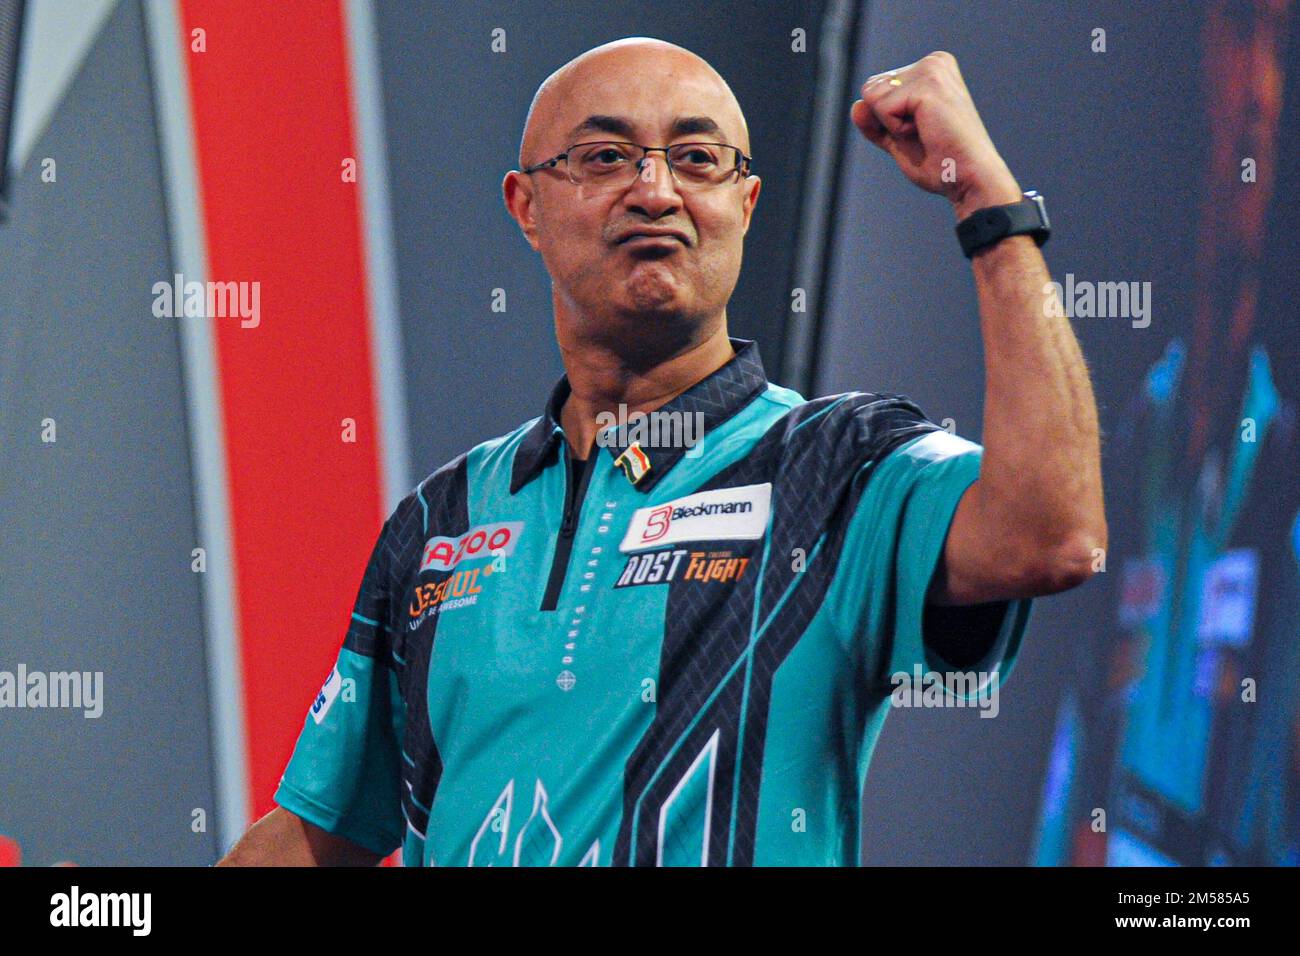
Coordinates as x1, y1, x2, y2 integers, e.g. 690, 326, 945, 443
0, 0, 26, 223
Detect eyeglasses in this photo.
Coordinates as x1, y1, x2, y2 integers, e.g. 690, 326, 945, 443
522, 141, 753, 189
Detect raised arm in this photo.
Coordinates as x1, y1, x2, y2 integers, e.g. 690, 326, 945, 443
852, 51, 1107, 605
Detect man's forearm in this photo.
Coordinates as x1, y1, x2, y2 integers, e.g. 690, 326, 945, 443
965, 228, 1107, 566
853, 51, 1107, 599
216, 806, 384, 866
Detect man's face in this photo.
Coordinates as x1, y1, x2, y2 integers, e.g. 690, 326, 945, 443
505, 49, 760, 341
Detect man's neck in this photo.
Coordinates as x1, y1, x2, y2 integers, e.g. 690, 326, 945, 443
557, 323, 735, 459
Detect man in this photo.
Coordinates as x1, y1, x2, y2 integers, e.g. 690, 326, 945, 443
220, 37, 1105, 866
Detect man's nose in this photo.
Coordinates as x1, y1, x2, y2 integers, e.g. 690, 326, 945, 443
624, 153, 683, 213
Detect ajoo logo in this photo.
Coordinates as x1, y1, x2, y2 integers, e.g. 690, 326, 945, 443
620, 483, 771, 552
420, 521, 523, 572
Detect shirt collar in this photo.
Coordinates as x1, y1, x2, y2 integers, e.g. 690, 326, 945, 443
510, 337, 769, 495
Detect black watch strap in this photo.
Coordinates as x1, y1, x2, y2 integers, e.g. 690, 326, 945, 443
955, 190, 1050, 258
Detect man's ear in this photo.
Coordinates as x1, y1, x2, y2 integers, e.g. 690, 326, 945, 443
502, 170, 542, 252
740, 175, 761, 236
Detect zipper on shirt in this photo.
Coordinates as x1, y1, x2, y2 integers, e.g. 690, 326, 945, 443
540, 448, 595, 611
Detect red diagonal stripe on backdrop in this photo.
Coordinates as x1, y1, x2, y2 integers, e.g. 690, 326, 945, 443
178, 0, 385, 824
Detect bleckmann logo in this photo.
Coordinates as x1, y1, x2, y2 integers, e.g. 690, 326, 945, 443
670, 498, 752, 519
620, 483, 771, 552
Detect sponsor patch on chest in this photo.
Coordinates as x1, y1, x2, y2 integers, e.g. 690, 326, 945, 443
420, 521, 523, 573
619, 483, 771, 553
614, 547, 753, 588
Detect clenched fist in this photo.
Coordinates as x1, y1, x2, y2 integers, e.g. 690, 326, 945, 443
851, 51, 1023, 220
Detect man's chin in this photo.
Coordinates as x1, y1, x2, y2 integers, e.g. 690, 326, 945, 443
613, 296, 688, 323
618, 273, 688, 319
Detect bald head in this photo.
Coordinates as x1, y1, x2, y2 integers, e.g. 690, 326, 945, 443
503, 37, 762, 347
518, 37, 750, 170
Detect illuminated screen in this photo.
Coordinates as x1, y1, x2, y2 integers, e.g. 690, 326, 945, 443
1034, 0, 1300, 866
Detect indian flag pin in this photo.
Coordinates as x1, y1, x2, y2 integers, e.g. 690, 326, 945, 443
614, 442, 651, 485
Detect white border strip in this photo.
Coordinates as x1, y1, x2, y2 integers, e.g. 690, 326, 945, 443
345, 0, 411, 510
143, 0, 250, 854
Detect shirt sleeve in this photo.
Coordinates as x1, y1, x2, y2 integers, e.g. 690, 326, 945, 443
273, 513, 408, 857
828, 429, 1034, 700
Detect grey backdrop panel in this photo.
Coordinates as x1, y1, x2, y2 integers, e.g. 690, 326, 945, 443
0, 0, 217, 866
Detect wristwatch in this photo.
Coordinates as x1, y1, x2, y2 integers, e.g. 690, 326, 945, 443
955, 190, 1051, 258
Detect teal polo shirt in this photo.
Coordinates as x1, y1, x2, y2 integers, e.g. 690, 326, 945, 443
274, 337, 1033, 865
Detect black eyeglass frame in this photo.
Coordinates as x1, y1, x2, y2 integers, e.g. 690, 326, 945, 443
520, 140, 754, 185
